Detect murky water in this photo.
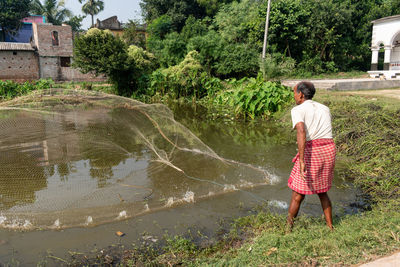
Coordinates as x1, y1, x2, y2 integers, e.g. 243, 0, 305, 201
0, 99, 358, 265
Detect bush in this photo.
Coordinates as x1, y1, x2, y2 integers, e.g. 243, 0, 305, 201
150, 51, 221, 99
73, 29, 158, 97
260, 53, 296, 80
0, 79, 54, 100
216, 74, 293, 119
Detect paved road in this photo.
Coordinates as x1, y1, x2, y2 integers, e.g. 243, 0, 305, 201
360, 251, 400, 267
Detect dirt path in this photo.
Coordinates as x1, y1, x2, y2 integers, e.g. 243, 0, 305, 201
342, 89, 400, 100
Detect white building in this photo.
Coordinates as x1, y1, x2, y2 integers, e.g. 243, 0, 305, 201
368, 15, 400, 79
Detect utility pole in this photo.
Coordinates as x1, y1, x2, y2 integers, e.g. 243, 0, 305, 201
262, 0, 272, 60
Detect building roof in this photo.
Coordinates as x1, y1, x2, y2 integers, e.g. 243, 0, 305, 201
95, 16, 123, 30
372, 14, 400, 24
0, 42, 34, 51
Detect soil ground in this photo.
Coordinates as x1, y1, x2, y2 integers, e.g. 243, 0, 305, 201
345, 89, 400, 100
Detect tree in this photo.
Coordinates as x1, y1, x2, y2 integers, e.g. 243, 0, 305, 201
65, 15, 85, 32
30, 0, 72, 25
0, 0, 31, 41
196, 0, 234, 16
140, 0, 206, 31
122, 20, 146, 48
79, 0, 104, 28
73, 29, 157, 96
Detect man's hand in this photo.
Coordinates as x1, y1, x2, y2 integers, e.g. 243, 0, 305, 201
295, 122, 307, 180
299, 160, 307, 180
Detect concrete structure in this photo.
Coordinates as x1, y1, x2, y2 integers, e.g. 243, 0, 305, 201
0, 43, 39, 80
0, 23, 103, 82
283, 79, 400, 91
369, 15, 400, 79
94, 16, 124, 36
361, 251, 400, 267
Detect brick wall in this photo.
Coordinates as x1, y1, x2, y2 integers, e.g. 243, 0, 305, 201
33, 23, 73, 57
0, 51, 39, 80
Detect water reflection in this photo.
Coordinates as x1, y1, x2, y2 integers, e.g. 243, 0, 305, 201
0, 100, 356, 230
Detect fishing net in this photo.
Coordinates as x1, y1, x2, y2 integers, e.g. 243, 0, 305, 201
0, 89, 275, 230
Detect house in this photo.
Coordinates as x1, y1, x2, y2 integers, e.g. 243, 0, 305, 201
94, 16, 124, 36
368, 15, 400, 79
0, 23, 103, 82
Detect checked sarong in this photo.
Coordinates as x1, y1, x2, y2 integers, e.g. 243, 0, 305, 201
288, 139, 336, 195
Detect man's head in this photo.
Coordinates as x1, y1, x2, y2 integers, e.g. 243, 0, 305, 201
293, 82, 316, 105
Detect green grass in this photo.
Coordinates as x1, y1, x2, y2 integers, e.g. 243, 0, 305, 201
188, 204, 400, 266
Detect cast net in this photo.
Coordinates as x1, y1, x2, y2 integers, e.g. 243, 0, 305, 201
0, 89, 275, 230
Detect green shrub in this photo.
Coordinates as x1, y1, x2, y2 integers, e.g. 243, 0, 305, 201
0, 79, 54, 101
150, 51, 219, 99
260, 53, 296, 80
216, 74, 293, 119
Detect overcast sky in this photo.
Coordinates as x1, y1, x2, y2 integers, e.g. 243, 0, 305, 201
64, 0, 143, 30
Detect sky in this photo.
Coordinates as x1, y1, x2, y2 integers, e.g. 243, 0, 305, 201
64, 0, 143, 30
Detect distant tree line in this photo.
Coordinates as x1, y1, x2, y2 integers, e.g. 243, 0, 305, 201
140, 0, 400, 75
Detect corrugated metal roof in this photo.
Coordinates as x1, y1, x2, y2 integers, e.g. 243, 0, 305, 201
0, 42, 34, 51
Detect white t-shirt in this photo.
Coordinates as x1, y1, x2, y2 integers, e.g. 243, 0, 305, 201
291, 100, 333, 141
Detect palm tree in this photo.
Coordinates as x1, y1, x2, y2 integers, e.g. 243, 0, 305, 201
30, 0, 72, 25
79, 0, 104, 28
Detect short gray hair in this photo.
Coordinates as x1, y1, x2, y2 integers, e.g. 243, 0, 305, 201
296, 82, 315, 100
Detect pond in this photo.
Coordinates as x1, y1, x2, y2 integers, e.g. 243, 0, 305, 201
0, 90, 359, 264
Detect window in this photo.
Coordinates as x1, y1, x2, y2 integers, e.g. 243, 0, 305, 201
60, 57, 71, 67
51, 31, 59, 46
13, 51, 17, 55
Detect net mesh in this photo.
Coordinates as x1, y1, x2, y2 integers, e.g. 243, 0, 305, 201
0, 89, 274, 230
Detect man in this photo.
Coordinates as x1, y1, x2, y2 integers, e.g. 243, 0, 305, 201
287, 81, 336, 230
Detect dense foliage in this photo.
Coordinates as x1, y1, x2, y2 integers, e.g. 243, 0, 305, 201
0, 0, 31, 41
142, 0, 400, 75
73, 28, 157, 96
0, 79, 54, 100
215, 75, 293, 119
150, 51, 217, 98
30, 0, 72, 25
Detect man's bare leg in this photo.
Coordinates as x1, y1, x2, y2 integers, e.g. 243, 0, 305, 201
287, 190, 305, 229
318, 192, 333, 230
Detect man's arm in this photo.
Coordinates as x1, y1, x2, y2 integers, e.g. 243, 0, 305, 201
295, 122, 307, 179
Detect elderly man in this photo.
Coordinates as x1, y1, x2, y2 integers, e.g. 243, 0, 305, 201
287, 81, 336, 230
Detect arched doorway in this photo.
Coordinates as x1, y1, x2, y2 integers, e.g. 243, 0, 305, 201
378, 43, 385, 70
391, 33, 400, 70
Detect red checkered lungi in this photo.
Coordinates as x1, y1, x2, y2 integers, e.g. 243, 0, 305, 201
288, 139, 336, 195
